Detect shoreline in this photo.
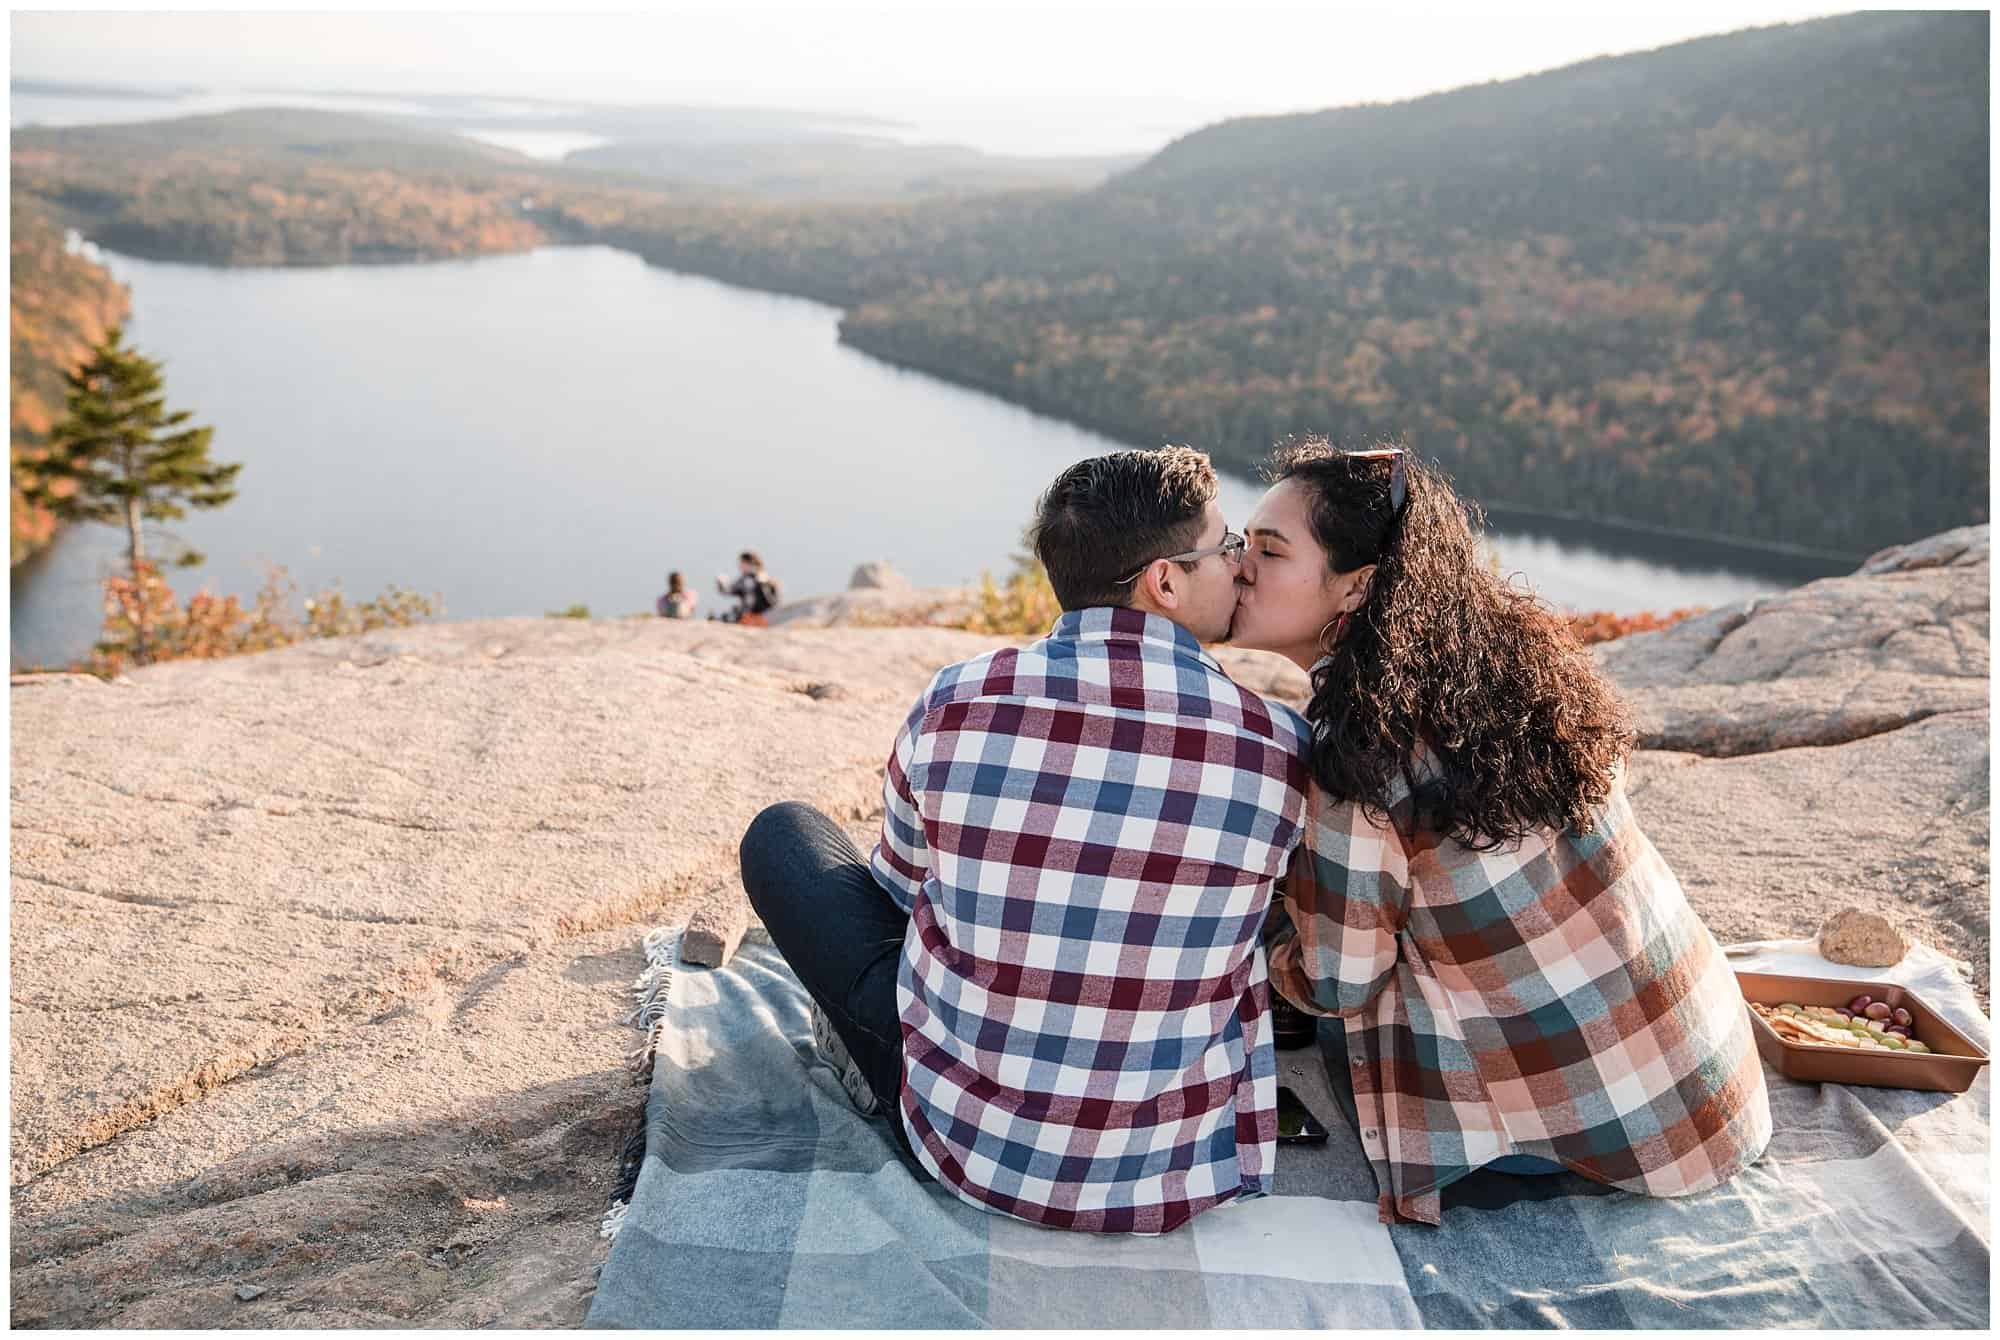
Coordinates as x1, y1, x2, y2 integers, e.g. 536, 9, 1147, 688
22, 227, 1906, 570
827, 323, 1869, 574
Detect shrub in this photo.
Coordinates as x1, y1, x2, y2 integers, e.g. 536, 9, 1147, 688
1565, 607, 1705, 646
88, 561, 442, 675
955, 553, 1062, 637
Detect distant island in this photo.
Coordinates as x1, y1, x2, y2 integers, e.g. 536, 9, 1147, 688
10, 9, 1989, 557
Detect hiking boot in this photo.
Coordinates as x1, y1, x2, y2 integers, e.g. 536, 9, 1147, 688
810, 1002, 880, 1117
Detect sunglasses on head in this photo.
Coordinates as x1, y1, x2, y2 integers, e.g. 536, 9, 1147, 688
1341, 447, 1408, 516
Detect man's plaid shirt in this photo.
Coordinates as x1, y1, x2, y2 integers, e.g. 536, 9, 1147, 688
870, 607, 1311, 1234
1269, 761, 1772, 1225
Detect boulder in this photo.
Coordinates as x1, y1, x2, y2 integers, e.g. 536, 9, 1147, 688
1599, 527, 1987, 981
766, 584, 978, 629
848, 562, 911, 592
1593, 525, 1987, 757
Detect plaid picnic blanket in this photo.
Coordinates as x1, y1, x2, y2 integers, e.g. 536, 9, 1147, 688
586, 930, 1989, 1329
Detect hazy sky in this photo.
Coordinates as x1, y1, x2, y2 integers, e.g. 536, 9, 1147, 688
14, 3, 1855, 153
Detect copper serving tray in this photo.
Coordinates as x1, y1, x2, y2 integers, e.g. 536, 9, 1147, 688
1736, 971, 1989, 1093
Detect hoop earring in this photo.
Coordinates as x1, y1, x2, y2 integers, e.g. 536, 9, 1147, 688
1318, 612, 1349, 652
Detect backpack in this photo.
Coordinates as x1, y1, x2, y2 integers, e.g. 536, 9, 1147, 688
751, 575, 781, 613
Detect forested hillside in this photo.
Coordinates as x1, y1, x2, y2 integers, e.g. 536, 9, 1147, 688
10, 13, 1987, 553
9, 200, 129, 564
12, 109, 556, 265
549, 11, 1989, 553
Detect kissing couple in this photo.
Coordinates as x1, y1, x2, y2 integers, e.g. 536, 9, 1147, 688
741, 442, 1770, 1233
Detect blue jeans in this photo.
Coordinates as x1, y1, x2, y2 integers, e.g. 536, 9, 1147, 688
738, 801, 920, 1164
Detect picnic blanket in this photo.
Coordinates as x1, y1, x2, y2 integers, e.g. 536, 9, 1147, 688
587, 929, 1990, 1328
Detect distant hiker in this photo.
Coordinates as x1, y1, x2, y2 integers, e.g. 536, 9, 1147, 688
714, 550, 780, 626
657, 571, 697, 619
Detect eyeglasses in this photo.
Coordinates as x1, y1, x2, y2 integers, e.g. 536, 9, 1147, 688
1115, 528, 1246, 585
1342, 448, 1408, 516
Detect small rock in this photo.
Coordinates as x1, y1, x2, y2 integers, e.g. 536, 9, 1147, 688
682, 896, 750, 968
1818, 907, 1910, 967
848, 561, 910, 592
234, 1285, 267, 1303
801, 682, 848, 702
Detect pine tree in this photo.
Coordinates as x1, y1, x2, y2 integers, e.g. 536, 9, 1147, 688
18, 326, 242, 661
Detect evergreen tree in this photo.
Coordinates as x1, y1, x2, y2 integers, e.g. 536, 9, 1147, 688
18, 326, 241, 660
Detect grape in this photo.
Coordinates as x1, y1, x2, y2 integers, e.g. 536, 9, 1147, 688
1834, 1008, 1854, 1020
1864, 1002, 1893, 1021
1848, 995, 1874, 1012
1891, 1007, 1913, 1028
1886, 1025, 1911, 1038
1906, 1042, 1932, 1054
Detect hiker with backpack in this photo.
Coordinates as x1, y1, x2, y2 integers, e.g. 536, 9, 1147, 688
714, 551, 781, 626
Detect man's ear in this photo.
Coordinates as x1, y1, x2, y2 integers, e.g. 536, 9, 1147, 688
1134, 560, 1179, 613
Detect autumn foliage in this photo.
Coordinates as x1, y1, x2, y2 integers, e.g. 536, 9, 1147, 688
1564, 607, 1704, 646
87, 561, 443, 677
10, 200, 129, 564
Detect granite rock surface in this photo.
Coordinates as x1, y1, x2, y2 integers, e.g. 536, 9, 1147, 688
9, 527, 1988, 1325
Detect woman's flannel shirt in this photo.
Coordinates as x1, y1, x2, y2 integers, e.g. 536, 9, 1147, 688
1268, 762, 1771, 1225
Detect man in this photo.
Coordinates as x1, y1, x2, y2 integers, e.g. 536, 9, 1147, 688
739, 447, 1310, 1234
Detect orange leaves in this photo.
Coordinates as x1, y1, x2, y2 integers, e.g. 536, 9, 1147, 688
1565, 607, 1704, 647
87, 561, 441, 676
10, 201, 132, 563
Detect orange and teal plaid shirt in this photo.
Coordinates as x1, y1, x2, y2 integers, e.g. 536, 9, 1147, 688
1268, 761, 1771, 1226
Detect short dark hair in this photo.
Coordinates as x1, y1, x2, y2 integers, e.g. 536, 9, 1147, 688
1028, 447, 1217, 611
739, 550, 762, 567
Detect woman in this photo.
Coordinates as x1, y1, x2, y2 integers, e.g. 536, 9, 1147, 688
1229, 437, 1770, 1226
658, 571, 697, 619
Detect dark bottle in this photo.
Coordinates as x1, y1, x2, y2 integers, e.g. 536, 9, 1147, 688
1270, 993, 1319, 1050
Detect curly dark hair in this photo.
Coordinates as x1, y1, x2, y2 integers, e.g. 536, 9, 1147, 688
1268, 437, 1634, 849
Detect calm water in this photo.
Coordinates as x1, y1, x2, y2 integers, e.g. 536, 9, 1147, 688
8, 244, 1834, 669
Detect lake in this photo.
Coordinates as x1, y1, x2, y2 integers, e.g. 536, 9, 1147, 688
8, 244, 1841, 669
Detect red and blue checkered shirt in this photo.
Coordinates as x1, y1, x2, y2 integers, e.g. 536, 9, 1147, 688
870, 607, 1311, 1234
